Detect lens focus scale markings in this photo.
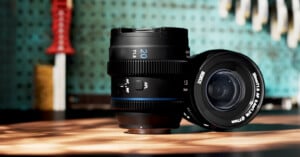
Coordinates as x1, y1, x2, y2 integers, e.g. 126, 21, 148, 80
108, 60, 187, 76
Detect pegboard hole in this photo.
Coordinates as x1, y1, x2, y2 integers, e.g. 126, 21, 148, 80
17, 21, 22, 27
89, 85, 95, 90
27, 46, 33, 52
26, 95, 31, 101
131, 1, 137, 7
68, 85, 74, 90
151, 2, 157, 7
100, 61, 105, 66
142, 2, 147, 7
121, 13, 126, 18
79, 84, 84, 90
39, 10, 44, 15
16, 71, 23, 77
131, 13, 136, 18
17, 95, 22, 101
100, 73, 105, 78
89, 72, 95, 78
121, 1, 126, 6
111, 0, 116, 6
142, 14, 147, 19
79, 71, 85, 77
17, 46, 22, 51
101, 48, 105, 54
111, 13, 116, 18
28, 9, 33, 15
17, 83, 22, 89
27, 59, 33, 64
100, 85, 105, 90
28, 22, 33, 27
27, 71, 32, 76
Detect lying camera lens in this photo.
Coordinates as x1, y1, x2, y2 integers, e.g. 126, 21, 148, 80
184, 50, 264, 130
108, 27, 189, 134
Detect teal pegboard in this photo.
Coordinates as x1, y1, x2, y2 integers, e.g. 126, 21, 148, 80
12, 0, 52, 109
69, 0, 300, 97
1, 0, 300, 109
0, 0, 16, 108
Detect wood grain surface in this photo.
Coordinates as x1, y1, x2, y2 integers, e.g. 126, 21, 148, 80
0, 112, 299, 155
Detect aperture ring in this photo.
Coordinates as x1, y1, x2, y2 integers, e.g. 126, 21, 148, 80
108, 60, 187, 76
111, 100, 184, 112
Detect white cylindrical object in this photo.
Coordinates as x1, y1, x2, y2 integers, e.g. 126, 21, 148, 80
235, 0, 246, 25
252, 6, 262, 32
240, 0, 251, 18
276, 0, 288, 34
287, 0, 300, 48
292, 0, 300, 40
271, 14, 281, 41
53, 53, 66, 111
296, 11, 300, 41
282, 98, 293, 110
287, 10, 300, 48
298, 74, 300, 108
252, 0, 268, 31
258, 0, 269, 24
219, 0, 232, 18
292, 0, 300, 11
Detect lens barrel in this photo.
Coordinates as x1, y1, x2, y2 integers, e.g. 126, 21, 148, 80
108, 27, 189, 134
184, 50, 265, 130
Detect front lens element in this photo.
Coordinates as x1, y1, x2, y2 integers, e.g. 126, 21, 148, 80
206, 70, 243, 111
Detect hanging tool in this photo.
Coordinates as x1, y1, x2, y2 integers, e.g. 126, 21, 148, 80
46, 0, 74, 111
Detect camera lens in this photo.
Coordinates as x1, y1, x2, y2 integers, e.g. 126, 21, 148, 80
108, 27, 189, 134
206, 69, 244, 111
184, 50, 264, 130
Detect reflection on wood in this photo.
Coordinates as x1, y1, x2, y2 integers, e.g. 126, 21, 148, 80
0, 114, 299, 155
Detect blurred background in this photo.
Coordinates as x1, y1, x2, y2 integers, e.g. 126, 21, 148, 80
0, 0, 300, 111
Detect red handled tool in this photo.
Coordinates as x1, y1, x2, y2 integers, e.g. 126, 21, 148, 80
46, 0, 74, 111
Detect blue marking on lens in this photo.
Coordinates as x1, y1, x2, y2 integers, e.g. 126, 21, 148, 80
112, 97, 177, 101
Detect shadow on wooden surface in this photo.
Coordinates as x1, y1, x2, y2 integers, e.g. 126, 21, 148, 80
0, 110, 299, 156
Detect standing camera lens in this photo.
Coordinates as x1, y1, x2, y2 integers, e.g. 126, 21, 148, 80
108, 27, 189, 134
184, 50, 265, 130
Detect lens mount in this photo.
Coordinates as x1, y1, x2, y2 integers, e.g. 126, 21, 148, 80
184, 50, 264, 130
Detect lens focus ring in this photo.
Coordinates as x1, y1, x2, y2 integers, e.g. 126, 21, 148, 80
112, 99, 184, 112
108, 60, 187, 76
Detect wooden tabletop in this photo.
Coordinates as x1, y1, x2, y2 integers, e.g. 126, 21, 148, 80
0, 110, 300, 156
